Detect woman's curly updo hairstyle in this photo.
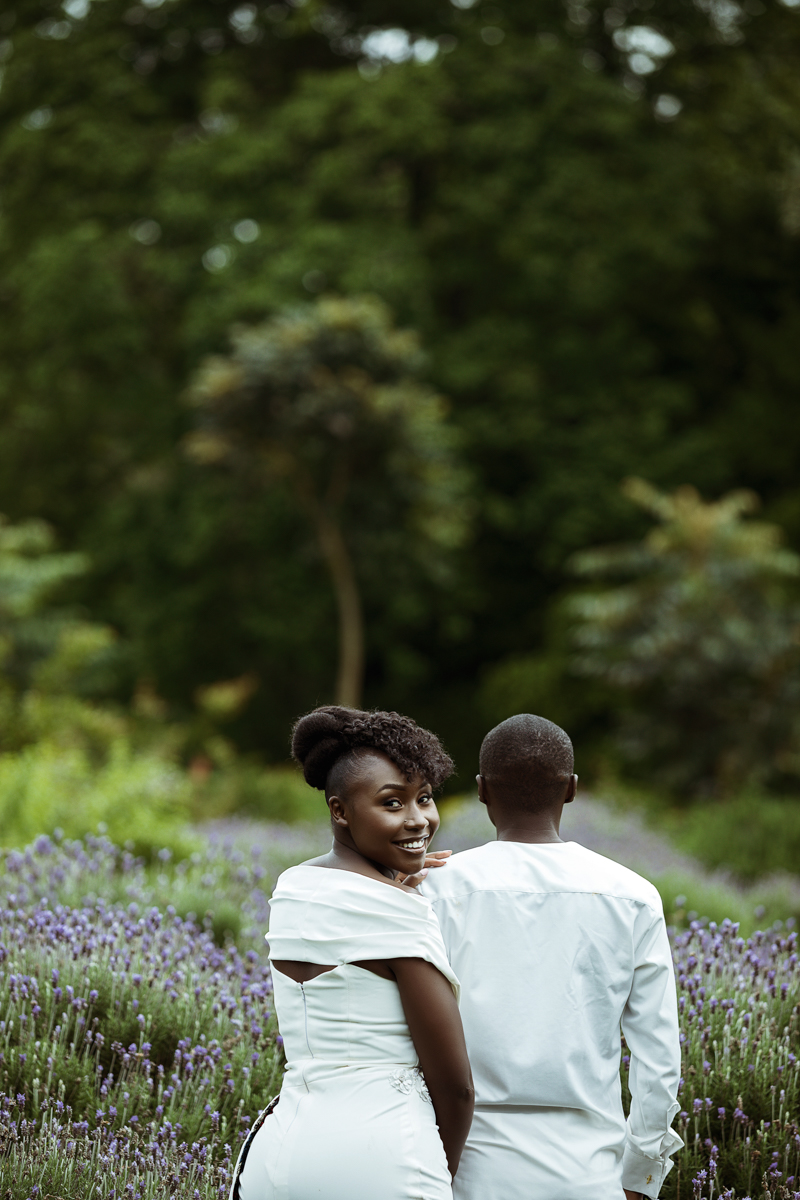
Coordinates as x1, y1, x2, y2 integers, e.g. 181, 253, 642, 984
291, 706, 454, 797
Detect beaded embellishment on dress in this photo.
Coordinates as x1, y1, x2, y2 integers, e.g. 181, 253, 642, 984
389, 1067, 432, 1103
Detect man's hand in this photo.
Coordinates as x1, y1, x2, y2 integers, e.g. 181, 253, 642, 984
397, 849, 452, 888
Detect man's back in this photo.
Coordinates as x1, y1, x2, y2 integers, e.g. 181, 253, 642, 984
422, 839, 682, 1199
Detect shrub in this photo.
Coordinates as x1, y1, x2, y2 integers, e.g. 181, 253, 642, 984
0, 835, 281, 1199
0, 514, 119, 754
0, 738, 198, 860
666, 794, 800, 883
568, 480, 800, 798
652, 920, 800, 1199
191, 762, 326, 825
650, 868, 800, 938
0, 835, 797, 1198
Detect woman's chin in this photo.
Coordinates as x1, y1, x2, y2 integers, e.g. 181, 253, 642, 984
391, 852, 426, 875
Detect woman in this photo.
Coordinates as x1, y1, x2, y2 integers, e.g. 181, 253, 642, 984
233, 705, 474, 1200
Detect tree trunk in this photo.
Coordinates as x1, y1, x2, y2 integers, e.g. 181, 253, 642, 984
311, 506, 365, 709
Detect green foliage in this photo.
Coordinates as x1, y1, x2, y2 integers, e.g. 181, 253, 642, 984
0, 514, 113, 740
0, 514, 200, 855
0, 834, 797, 1199
0, 739, 197, 860
2, 3, 800, 764
0, 513, 332, 847
186, 294, 466, 551
666, 794, 800, 884
186, 293, 468, 706
0, 834, 281, 1198
651, 866, 800, 936
652, 922, 800, 1200
568, 480, 800, 797
192, 763, 327, 825
479, 648, 615, 762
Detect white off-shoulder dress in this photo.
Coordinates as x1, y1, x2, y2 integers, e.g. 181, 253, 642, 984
236, 865, 461, 1200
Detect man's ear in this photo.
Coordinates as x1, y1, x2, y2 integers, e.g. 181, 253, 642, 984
476, 774, 487, 806
328, 796, 349, 826
564, 774, 578, 805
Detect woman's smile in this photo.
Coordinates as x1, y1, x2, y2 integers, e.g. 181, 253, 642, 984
393, 836, 430, 851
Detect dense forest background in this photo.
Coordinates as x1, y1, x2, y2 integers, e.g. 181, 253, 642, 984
2, 0, 800, 793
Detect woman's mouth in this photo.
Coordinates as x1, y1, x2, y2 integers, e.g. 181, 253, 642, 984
393, 836, 429, 852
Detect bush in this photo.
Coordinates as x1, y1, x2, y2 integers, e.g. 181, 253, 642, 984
0, 738, 198, 860
654, 921, 800, 1200
650, 867, 800, 936
568, 480, 800, 798
0, 835, 281, 1199
191, 762, 326, 825
666, 793, 800, 882
0, 835, 797, 1198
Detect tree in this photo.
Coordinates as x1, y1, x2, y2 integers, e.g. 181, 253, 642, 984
567, 479, 800, 797
0, 514, 116, 751
185, 295, 467, 708
0, 514, 197, 851
2, 0, 800, 765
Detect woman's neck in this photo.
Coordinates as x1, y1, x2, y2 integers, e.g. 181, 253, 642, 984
318, 839, 396, 880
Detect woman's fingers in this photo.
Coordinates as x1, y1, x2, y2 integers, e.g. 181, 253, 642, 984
397, 850, 452, 888
396, 868, 429, 889
424, 850, 452, 867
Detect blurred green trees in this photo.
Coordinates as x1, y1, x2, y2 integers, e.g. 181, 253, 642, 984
185, 295, 467, 707
0, 514, 196, 851
0, 0, 800, 769
0, 514, 117, 754
569, 480, 800, 797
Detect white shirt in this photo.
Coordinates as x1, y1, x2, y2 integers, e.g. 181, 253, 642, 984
421, 840, 682, 1198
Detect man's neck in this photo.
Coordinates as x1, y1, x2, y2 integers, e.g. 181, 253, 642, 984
492, 810, 565, 845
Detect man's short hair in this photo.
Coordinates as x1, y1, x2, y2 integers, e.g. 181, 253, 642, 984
479, 714, 574, 811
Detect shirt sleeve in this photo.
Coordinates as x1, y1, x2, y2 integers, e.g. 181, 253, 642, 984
620, 901, 684, 1198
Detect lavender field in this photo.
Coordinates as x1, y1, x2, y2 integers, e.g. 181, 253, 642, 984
0, 827, 798, 1200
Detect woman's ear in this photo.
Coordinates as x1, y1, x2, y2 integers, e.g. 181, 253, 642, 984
328, 796, 349, 827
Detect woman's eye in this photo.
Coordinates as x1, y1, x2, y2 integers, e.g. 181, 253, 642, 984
383, 799, 401, 808
420, 794, 433, 804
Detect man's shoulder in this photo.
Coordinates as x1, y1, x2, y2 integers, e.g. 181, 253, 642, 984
567, 843, 663, 909
420, 843, 503, 896
421, 840, 662, 911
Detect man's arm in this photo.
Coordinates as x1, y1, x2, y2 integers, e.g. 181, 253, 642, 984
620, 903, 684, 1199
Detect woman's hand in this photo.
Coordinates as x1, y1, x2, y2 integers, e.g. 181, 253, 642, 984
396, 849, 452, 889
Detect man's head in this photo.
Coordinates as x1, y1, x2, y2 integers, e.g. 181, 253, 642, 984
478, 714, 576, 814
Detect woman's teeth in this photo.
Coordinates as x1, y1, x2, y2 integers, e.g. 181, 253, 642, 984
396, 839, 427, 850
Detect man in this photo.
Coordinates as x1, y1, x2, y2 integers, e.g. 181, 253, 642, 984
421, 714, 682, 1200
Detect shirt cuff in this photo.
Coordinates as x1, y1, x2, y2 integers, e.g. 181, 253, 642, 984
621, 1144, 674, 1198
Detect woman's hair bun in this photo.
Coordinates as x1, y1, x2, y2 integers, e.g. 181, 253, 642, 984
291, 704, 455, 796
291, 706, 356, 790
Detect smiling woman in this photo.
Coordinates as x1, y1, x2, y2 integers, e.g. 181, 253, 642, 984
232, 706, 473, 1200
291, 704, 455, 880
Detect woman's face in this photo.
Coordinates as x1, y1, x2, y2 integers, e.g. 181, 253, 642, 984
329, 750, 440, 875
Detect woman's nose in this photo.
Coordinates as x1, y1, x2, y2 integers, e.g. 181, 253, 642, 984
405, 808, 428, 828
